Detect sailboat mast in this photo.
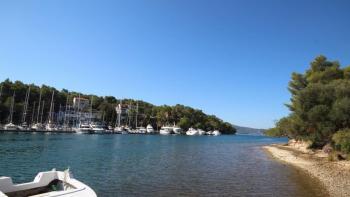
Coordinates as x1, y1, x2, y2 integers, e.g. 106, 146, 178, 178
40, 101, 45, 124
9, 92, 15, 123
90, 96, 93, 124
0, 85, 2, 123
36, 88, 42, 123
0, 85, 2, 102
135, 101, 139, 128
77, 94, 81, 125
22, 87, 31, 124
31, 101, 36, 125
64, 95, 69, 126
128, 101, 131, 127
117, 100, 122, 127
48, 91, 55, 123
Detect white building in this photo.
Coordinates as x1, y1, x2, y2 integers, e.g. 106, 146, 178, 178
73, 97, 90, 110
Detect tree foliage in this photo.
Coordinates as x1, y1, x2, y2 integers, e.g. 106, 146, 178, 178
268, 55, 350, 147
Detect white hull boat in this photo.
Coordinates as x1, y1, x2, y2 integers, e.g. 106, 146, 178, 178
173, 127, 182, 135
146, 124, 156, 134
212, 130, 221, 136
45, 123, 57, 132
31, 123, 45, 131
0, 169, 96, 197
198, 129, 206, 135
159, 126, 172, 135
90, 123, 105, 134
137, 127, 147, 134
74, 123, 94, 134
186, 128, 198, 136
3, 123, 19, 131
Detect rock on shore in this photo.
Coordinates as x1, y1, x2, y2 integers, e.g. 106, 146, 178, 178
263, 142, 350, 197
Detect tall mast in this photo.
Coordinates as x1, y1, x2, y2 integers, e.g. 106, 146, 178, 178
135, 101, 139, 128
0, 85, 2, 123
22, 87, 31, 124
40, 101, 45, 124
128, 101, 131, 127
48, 91, 55, 123
117, 100, 122, 127
90, 96, 93, 124
9, 92, 15, 124
36, 88, 42, 123
77, 94, 81, 125
0, 85, 2, 102
64, 95, 69, 126
31, 101, 36, 125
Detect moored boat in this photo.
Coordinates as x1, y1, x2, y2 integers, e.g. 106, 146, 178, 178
74, 123, 94, 134
0, 169, 96, 197
186, 128, 198, 136
146, 124, 156, 134
173, 126, 182, 135
31, 123, 45, 131
137, 127, 147, 134
212, 130, 221, 136
159, 126, 172, 135
90, 122, 105, 134
198, 129, 206, 135
3, 123, 19, 131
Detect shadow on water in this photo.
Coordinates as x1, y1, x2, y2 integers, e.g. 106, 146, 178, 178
0, 133, 328, 196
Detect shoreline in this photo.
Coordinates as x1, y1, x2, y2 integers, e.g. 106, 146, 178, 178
263, 143, 350, 197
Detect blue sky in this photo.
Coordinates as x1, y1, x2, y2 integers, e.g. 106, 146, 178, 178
1, 0, 350, 128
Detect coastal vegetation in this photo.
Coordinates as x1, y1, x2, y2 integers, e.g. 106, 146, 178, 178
266, 55, 350, 153
0, 79, 236, 134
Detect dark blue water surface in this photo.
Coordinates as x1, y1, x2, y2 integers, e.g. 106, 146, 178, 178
0, 133, 328, 196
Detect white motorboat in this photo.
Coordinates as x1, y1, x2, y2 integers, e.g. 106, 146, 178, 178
206, 131, 213, 135
173, 126, 182, 135
0, 169, 96, 197
159, 126, 172, 135
18, 122, 30, 131
114, 126, 128, 134
3, 123, 19, 131
146, 124, 156, 134
137, 127, 147, 134
31, 123, 45, 131
198, 129, 206, 135
74, 123, 94, 134
212, 130, 221, 136
90, 122, 105, 134
45, 121, 57, 132
186, 128, 198, 136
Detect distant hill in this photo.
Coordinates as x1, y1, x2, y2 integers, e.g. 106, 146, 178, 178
233, 125, 265, 135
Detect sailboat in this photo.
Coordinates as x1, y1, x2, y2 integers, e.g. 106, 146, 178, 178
73, 95, 94, 134
4, 92, 19, 131
45, 91, 57, 132
88, 96, 104, 134
19, 87, 31, 131
114, 101, 127, 134
31, 88, 45, 131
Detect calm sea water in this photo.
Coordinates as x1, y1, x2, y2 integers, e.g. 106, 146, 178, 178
0, 133, 328, 196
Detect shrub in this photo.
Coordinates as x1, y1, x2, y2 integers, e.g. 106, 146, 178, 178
332, 129, 350, 153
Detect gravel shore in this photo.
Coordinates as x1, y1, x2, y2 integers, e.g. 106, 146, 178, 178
263, 142, 350, 197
